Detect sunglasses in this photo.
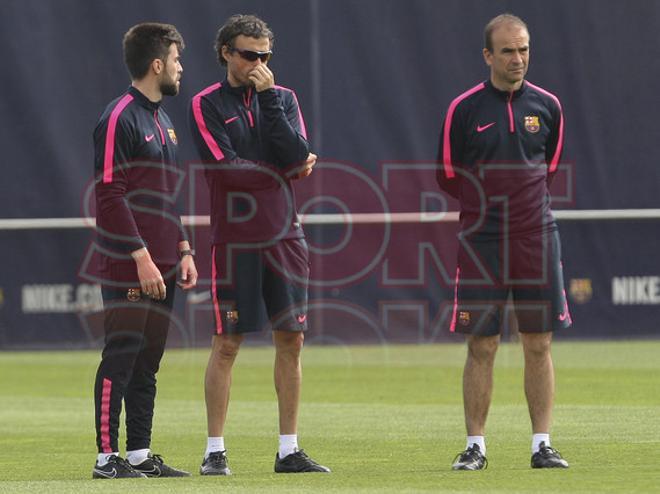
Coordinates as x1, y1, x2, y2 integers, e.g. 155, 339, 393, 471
229, 47, 272, 63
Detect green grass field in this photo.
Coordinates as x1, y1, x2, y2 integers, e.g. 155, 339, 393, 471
1, 341, 659, 493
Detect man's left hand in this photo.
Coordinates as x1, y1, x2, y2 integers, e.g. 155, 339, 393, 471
297, 152, 317, 179
178, 255, 198, 290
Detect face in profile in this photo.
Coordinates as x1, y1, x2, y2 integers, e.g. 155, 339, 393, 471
159, 43, 183, 96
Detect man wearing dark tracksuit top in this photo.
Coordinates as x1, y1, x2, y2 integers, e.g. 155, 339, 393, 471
437, 14, 570, 470
189, 14, 329, 475
92, 23, 197, 479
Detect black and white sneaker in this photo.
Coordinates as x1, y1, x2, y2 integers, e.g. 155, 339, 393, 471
531, 442, 569, 468
452, 444, 488, 471
131, 453, 191, 477
200, 450, 231, 476
92, 455, 146, 479
274, 449, 330, 473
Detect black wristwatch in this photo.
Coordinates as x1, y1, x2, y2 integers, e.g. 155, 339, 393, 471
179, 249, 195, 258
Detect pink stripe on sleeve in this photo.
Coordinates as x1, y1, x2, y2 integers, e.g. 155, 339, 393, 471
100, 378, 113, 452
274, 85, 308, 139
103, 94, 134, 183
442, 83, 486, 178
526, 82, 564, 172
192, 83, 225, 161
211, 245, 223, 335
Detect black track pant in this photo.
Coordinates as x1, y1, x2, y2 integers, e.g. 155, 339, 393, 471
94, 278, 175, 453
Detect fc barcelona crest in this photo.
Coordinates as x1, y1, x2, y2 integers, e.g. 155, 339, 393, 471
569, 278, 593, 304
167, 128, 178, 144
524, 115, 541, 133
458, 311, 471, 326
127, 288, 141, 302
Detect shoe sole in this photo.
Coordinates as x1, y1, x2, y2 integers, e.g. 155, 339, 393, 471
92, 473, 147, 479
274, 469, 331, 473
200, 469, 231, 476
142, 472, 192, 477
532, 463, 569, 468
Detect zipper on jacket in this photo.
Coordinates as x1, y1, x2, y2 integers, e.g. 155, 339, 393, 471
243, 87, 255, 128
507, 92, 515, 133
154, 110, 166, 145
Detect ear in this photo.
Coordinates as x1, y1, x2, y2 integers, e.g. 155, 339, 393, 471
151, 58, 164, 75
482, 48, 492, 67
221, 45, 232, 64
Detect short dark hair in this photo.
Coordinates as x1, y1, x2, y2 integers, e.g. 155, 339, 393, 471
484, 14, 528, 52
214, 14, 274, 66
123, 22, 184, 80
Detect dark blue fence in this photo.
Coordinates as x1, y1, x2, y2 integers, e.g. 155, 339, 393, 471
1, 0, 658, 348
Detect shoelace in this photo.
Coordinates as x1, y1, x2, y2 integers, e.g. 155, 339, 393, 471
293, 450, 318, 464
453, 447, 488, 469
149, 454, 165, 465
207, 451, 227, 464
538, 446, 563, 458
453, 447, 478, 462
112, 455, 138, 472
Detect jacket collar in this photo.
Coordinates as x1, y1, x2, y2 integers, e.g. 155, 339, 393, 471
222, 78, 253, 97
485, 79, 528, 100
127, 86, 161, 111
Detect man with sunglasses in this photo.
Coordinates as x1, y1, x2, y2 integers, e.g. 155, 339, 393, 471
189, 14, 327, 475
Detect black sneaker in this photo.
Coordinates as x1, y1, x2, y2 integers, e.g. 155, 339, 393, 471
92, 455, 147, 479
131, 453, 191, 477
452, 444, 488, 471
531, 442, 569, 468
274, 449, 331, 473
200, 450, 231, 476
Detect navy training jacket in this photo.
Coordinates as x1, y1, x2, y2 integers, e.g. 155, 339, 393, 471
437, 79, 564, 239
189, 79, 310, 245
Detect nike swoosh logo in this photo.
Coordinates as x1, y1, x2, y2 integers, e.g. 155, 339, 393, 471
145, 134, 155, 142
476, 122, 496, 133
558, 311, 569, 322
93, 467, 117, 478
297, 314, 307, 324
137, 466, 161, 476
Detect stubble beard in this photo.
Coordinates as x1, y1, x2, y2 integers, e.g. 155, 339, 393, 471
160, 79, 179, 96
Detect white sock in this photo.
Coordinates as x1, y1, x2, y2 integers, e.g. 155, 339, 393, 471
532, 433, 550, 453
279, 434, 298, 458
96, 452, 119, 466
205, 437, 225, 459
466, 435, 486, 455
126, 448, 150, 465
